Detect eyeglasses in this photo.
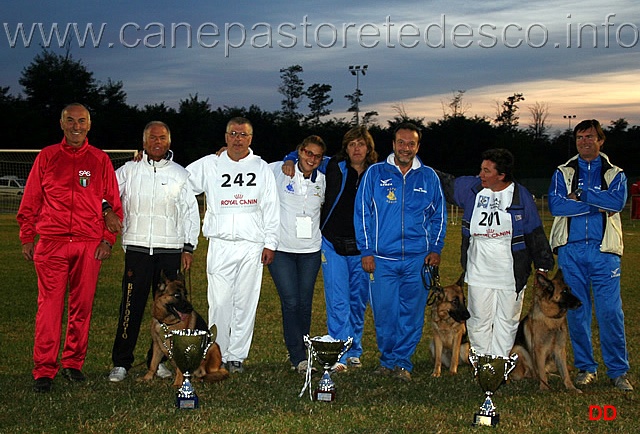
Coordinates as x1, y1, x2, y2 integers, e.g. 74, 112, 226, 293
301, 149, 323, 160
227, 131, 252, 138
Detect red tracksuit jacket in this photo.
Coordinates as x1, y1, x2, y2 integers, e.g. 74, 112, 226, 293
18, 138, 122, 244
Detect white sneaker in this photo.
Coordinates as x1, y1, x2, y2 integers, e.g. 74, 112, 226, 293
296, 360, 309, 374
296, 360, 318, 374
156, 362, 173, 379
109, 366, 127, 382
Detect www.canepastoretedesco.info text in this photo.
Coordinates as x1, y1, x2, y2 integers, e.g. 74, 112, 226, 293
3, 14, 638, 56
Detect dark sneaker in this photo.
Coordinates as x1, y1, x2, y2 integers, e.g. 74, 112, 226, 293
228, 361, 244, 374
393, 366, 412, 382
611, 374, 633, 392
61, 368, 86, 382
575, 370, 597, 387
33, 377, 53, 393
372, 365, 392, 376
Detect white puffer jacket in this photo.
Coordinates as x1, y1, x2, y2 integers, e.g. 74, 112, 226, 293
116, 151, 200, 253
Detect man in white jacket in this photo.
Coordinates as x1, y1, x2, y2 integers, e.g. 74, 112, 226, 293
187, 117, 280, 374
107, 121, 201, 382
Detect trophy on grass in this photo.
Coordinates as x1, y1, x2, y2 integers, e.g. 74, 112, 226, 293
299, 335, 352, 402
469, 347, 518, 427
169, 328, 213, 409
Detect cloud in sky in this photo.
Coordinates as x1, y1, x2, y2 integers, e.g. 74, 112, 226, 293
1, 0, 639, 128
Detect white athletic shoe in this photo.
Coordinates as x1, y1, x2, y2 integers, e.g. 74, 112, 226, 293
156, 362, 173, 379
108, 366, 127, 382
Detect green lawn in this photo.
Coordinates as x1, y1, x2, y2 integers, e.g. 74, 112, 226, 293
0, 211, 638, 433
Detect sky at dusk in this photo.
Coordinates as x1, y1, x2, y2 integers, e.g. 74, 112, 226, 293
2, 1, 639, 131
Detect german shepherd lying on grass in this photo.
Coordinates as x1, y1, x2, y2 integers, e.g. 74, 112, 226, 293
141, 273, 228, 386
510, 270, 582, 392
429, 273, 471, 377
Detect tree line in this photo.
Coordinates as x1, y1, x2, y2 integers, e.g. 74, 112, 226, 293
1, 49, 639, 195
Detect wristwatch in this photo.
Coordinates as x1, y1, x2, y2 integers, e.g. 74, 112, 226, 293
574, 188, 583, 201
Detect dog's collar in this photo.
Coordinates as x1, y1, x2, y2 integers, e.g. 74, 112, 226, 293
159, 320, 181, 337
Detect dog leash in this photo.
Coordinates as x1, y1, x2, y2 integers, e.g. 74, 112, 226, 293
185, 267, 192, 303
423, 264, 443, 306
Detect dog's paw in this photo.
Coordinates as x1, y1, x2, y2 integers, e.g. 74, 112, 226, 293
137, 374, 154, 382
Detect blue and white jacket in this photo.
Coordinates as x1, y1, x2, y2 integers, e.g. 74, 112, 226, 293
437, 172, 554, 294
548, 153, 626, 256
354, 154, 447, 260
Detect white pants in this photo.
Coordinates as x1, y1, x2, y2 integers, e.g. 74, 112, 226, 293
466, 284, 525, 357
206, 238, 264, 363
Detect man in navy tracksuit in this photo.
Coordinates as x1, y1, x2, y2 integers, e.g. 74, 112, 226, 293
548, 119, 632, 392
354, 123, 446, 381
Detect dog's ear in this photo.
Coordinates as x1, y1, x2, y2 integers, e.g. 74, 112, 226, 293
535, 271, 553, 291
456, 272, 465, 288
160, 270, 169, 283
552, 268, 564, 284
176, 272, 185, 284
157, 281, 166, 294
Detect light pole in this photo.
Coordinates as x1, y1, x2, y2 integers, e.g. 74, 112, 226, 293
563, 115, 576, 158
348, 65, 368, 125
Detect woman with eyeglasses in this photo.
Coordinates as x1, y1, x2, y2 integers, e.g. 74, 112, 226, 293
281, 126, 378, 373
268, 135, 327, 374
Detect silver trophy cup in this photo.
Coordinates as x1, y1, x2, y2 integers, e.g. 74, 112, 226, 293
168, 329, 213, 409
469, 347, 518, 426
301, 335, 353, 402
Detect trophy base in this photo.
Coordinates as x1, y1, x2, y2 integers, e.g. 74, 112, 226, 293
313, 388, 336, 402
473, 412, 499, 427
176, 394, 199, 409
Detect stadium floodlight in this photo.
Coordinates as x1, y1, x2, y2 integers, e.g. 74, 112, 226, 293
348, 65, 369, 125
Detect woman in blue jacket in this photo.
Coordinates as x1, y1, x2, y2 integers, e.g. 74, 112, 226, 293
438, 148, 553, 357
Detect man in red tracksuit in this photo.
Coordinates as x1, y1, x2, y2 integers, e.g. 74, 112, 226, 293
17, 103, 123, 393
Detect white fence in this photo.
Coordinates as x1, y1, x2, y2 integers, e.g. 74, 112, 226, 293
0, 149, 136, 214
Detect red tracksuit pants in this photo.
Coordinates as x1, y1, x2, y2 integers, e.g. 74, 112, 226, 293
32, 239, 102, 379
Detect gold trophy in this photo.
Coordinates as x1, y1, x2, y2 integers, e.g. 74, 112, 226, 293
169, 329, 212, 409
300, 335, 353, 402
469, 347, 518, 426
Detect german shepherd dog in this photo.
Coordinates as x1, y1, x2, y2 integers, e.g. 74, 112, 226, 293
141, 273, 228, 386
510, 270, 582, 392
429, 273, 471, 377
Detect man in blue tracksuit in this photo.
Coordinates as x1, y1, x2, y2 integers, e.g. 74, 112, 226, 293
548, 119, 632, 392
354, 123, 446, 381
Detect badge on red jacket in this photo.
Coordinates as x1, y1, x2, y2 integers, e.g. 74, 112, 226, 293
79, 170, 91, 188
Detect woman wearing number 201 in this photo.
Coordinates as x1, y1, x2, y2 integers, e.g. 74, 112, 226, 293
437, 148, 554, 357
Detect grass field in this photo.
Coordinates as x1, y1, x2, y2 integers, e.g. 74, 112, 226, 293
0, 209, 638, 433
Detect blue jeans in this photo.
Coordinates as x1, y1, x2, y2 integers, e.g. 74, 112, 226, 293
268, 250, 321, 365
